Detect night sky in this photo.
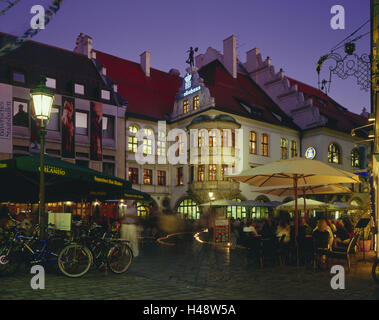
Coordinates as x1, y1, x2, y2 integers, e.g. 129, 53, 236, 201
0, 0, 370, 114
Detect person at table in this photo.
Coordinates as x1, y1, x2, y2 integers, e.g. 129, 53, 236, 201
243, 220, 258, 237
276, 219, 291, 244
313, 219, 334, 250
334, 220, 351, 247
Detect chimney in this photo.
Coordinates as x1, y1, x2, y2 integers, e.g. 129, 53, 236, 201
140, 51, 151, 77
223, 35, 237, 78
74, 33, 93, 59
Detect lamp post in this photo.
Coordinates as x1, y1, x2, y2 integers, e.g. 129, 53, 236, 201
30, 76, 54, 239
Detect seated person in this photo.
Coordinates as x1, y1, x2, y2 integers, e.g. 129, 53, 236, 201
243, 221, 258, 237
276, 220, 291, 244
334, 220, 351, 248
313, 219, 334, 250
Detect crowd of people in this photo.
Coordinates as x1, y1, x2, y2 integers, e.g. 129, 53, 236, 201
229, 215, 355, 250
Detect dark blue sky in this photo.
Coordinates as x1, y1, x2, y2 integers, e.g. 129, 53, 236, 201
0, 0, 370, 114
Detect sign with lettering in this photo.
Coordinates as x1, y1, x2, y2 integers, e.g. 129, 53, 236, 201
0, 84, 13, 154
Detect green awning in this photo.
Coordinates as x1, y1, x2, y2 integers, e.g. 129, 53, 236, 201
0, 155, 150, 203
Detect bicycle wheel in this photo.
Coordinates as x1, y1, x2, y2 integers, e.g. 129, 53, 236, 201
107, 243, 133, 274
372, 260, 379, 285
0, 244, 22, 276
58, 244, 92, 278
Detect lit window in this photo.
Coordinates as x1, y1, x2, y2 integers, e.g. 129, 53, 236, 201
157, 170, 166, 186
143, 169, 153, 185
198, 165, 205, 182
249, 131, 257, 154
177, 198, 200, 220
193, 96, 199, 110
328, 143, 341, 164
74, 84, 85, 95
280, 138, 289, 160
227, 198, 247, 219
137, 202, 149, 218
76, 111, 88, 135
128, 136, 138, 153
290, 140, 298, 158
128, 168, 139, 184
208, 164, 217, 181
261, 134, 269, 157
143, 128, 154, 155
129, 125, 139, 134
209, 130, 221, 147
183, 100, 189, 114
157, 131, 166, 157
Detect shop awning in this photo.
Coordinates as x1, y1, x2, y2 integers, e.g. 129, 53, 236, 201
0, 155, 151, 203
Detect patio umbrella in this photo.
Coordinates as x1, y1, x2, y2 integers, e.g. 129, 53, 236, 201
250, 184, 352, 217
332, 202, 360, 210
277, 198, 339, 211
238, 200, 282, 208
226, 158, 360, 239
199, 200, 240, 207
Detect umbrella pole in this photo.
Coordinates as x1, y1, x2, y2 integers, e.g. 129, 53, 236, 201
303, 190, 307, 220
294, 175, 299, 266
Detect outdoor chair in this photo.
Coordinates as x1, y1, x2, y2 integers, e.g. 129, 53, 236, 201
298, 236, 314, 266
261, 237, 280, 267
327, 232, 360, 273
245, 235, 263, 267
312, 230, 330, 271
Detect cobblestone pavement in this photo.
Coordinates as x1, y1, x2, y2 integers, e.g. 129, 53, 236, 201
1, 233, 379, 300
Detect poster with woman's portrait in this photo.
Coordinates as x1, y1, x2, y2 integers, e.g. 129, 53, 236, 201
61, 97, 75, 158
90, 101, 102, 161
13, 100, 29, 127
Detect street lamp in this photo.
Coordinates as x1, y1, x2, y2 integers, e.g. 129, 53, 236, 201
30, 76, 54, 239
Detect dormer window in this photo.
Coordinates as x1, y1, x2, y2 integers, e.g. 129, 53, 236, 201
13, 72, 25, 83
183, 99, 189, 114
193, 96, 199, 110
45, 77, 56, 89
101, 89, 110, 100
74, 84, 85, 95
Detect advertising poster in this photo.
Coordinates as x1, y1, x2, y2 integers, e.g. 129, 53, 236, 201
0, 84, 12, 154
61, 96, 75, 158
90, 101, 103, 161
48, 212, 72, 231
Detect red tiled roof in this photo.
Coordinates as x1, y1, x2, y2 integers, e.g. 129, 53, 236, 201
199, 60, 295, 128
94, 50, 182, 120
95, 50, 295, 128
287, 77, 368, 133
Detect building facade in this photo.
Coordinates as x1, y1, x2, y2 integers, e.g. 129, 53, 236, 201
0, 32, 371, 219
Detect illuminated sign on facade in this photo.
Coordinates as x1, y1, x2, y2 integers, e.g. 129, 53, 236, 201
305, 147, 316, 159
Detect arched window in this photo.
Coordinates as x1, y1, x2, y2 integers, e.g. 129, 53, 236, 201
251, 196, 269, 219
227, 198, 247, 219
351, 148, 360, 168
280, 138, 289, 160
328, 143, 341, 164
177, 198, 200, 220
137, 202, 149, 218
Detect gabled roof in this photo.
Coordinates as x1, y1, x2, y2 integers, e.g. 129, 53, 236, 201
198, 60, 298, 130
287, 77, 369, 135
0, 33, 115, 104
94, 50, 182, 121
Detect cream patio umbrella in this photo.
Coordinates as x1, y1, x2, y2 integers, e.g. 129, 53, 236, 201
226, 158, 360, 238
277, 198, 340, 211
250, 183, 352, 218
